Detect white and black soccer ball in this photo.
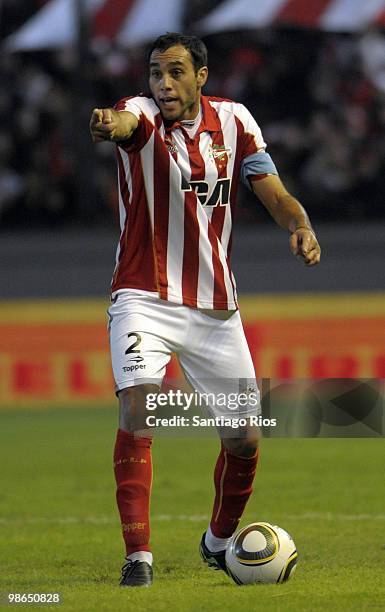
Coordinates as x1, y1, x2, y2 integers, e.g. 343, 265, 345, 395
225, 522, 298, 585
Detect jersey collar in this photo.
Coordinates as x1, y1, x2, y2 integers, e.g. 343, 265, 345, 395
199, 95, 221, 133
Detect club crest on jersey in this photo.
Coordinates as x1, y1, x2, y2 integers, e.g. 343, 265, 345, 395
209, 144, 232, 171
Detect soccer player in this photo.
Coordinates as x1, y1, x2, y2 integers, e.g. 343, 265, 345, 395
90, 33, 320, 587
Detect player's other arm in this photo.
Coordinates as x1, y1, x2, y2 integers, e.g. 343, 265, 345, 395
251, 174, 321, 266
89, 108, 139, 143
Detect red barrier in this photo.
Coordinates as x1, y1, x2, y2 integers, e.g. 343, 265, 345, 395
0, 294, 384, 406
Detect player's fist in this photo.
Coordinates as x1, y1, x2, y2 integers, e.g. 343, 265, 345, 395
90, 108, 139, 143
89, 108, 118, 142
290, 227, 321, 266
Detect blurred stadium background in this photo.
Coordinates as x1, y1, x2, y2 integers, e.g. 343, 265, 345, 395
0, 0, 384, 407
1, 3, 385, 609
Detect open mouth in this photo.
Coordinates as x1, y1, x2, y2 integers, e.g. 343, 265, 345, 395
160, 97, 178, 107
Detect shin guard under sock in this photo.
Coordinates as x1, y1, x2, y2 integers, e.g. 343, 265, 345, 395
210, 443, 259, 538
113, 428, 152, 555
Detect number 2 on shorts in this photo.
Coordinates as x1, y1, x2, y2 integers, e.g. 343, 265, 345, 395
125, 333, 142, 355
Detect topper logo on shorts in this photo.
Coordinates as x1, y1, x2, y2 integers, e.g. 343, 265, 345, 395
123, 332, 146, 372
122, 364, 146, 372
128, 355, 144, 363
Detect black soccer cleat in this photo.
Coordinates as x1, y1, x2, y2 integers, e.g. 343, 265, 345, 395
120, 559, 153, 587
199, 532, 229, 575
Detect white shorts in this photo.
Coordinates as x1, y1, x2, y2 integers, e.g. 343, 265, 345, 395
107, 290, 260, 418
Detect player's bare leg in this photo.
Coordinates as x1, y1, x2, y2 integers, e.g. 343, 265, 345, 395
114, 384, 158, 587
201, 422, 260, 573
118, 384, 158, 433
221, 422, 261, 457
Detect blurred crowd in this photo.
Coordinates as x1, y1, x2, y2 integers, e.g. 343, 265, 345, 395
1, 0, 385, 229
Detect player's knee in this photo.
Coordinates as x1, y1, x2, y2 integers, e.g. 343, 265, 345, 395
118, 384, 158, 432
223, 435, 259, 458
221, 421, 261, 457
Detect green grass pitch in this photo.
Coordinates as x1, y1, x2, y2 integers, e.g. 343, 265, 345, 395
1, 408, 384, 611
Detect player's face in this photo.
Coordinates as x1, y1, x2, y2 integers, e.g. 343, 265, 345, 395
149, 45, 208, 122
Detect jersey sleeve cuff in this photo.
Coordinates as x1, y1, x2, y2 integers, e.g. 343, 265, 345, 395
241, 152, 278, 191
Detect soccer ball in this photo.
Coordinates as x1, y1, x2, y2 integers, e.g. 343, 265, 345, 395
225, 522, 298, 585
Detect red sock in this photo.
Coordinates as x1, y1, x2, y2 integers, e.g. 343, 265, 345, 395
113, 428, 152, 556
210, 444, 259, 538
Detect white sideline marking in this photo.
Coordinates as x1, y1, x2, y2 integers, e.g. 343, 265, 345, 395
0, 512, 385, 525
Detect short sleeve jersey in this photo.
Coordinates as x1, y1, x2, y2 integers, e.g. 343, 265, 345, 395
112, 94, 267, 310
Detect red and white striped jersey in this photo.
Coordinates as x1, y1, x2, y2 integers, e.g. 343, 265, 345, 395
112, 94, 266, 310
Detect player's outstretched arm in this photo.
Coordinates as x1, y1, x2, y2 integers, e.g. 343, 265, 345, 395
251, 174, 321, 266
89, 108, 139, 143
